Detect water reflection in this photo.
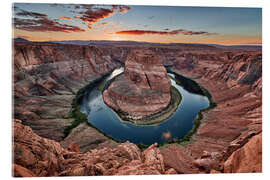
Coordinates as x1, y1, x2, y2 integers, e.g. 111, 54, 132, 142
162, 131, 172, 140
106, 67, 124, 81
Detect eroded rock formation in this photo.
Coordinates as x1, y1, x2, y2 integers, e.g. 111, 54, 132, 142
224, 133, 262, 173
13, 41, 262, 175
13, 119, 175, 177
103, 49, 171, 119
13, 42, 120, 149
160, 49, 262, 174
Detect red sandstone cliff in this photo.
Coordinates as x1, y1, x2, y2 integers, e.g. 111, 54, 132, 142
160, 49, 262, 174
13, 42, 119, 144
12, 42, 262, 175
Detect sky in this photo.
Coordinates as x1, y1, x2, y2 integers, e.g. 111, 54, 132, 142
12, 3, 262, 45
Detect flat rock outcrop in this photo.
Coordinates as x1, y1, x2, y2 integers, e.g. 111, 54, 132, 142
60, 122, 118, 153
13, 119, 174, 176
103, 49, 171, 119
224, 133, 262, 173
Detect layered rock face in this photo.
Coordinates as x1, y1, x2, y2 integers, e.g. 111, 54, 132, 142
160, 49, 262, 174
13, 119, 176, 177
13, 41, 262, 175
103, 49, 171, 119
13, 42, 119, 148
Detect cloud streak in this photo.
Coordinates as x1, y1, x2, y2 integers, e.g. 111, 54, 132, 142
16, 9, 47, 18
13, 9, 85, 33
116, 29, 217, 36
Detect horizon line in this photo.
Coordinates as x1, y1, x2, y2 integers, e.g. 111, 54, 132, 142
13, 37, 262, 47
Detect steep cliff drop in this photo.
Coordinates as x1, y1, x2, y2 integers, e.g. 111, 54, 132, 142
103, 49, 171, 122
13, 42, 121, 150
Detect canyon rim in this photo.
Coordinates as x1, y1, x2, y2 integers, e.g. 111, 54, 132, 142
12, 3, 262, 177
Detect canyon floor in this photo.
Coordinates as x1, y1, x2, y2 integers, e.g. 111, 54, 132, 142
12, 41, 262, 176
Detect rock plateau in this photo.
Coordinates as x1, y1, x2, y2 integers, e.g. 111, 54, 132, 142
103, 49, 171, 120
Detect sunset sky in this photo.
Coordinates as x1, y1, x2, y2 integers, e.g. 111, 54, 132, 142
12, 3, 262, 45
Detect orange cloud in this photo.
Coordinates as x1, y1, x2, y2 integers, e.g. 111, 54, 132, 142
78, 8, 115, 24
75, 5, 131, 29
59, 16, 72, 20
116, 29, 217, 36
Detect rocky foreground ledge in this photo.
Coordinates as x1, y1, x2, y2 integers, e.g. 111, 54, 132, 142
13, 119, 176, 176
13, 118, 261, 177
103, 49, 172, 121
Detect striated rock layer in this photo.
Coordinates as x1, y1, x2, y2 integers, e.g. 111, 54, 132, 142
160, 49, 262, 174
13, 119, 175, 177
13, 41, 262, 175
103, 49, 171, 119
13, 42, 120, 149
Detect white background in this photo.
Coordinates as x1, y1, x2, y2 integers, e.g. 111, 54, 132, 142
0, 0, 268, 179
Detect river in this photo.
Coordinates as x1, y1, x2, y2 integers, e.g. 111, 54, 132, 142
80, 67, 209, 145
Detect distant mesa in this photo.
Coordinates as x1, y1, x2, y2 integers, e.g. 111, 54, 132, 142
13, 37, 30, 43
103, 49, 172, 122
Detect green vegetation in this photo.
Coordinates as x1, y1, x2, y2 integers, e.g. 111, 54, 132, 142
180, 84, 217, 144
97, 81, 106, 91
64, 85, 91, 137
158, 70, 217, 148
63, 69, 115, 137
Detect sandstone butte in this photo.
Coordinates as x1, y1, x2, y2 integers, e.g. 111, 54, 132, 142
103, 49, 171, 120
13, 42, 262, 176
